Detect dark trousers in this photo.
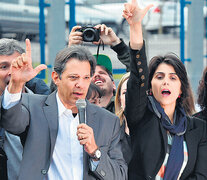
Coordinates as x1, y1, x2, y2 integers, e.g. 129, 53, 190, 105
0, 147, 8, 180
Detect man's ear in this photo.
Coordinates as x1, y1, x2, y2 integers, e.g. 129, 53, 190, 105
51, 71, 59, 86
113, 81, 116, 91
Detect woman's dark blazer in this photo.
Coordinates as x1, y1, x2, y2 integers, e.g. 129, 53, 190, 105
120, 120, 131, 165
125, 43, 207, 180
193, 109, 207, 122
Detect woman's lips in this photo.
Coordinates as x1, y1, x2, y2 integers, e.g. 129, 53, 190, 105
161, 89, 171, 96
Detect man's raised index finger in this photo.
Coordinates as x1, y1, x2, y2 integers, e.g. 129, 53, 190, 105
25, 39, 31, 58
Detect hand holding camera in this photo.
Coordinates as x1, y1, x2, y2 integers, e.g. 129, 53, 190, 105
94, 24, 121, 46
68, 25, 83, 46
68, 24, 121, 47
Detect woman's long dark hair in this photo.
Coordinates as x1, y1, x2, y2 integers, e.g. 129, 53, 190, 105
197, 67, 207, 109
148, 53, 195, 116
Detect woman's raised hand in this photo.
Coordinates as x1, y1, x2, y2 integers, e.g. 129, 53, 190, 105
123, 0, 153, 25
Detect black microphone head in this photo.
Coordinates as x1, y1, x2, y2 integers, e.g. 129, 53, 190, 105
76, 99, 86, 109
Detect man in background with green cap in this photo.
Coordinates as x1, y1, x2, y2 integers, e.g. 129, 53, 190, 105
92, 54, 116, 112
68, 24, 130, 113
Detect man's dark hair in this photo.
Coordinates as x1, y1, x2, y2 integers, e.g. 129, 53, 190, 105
54, 45, 96, 78
86, 83, 102, 100
0, 38, 25, 55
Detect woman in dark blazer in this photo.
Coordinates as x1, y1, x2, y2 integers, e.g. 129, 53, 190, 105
123, 0, 207, 179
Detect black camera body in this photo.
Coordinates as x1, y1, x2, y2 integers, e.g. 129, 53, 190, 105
76, 26, 100, 42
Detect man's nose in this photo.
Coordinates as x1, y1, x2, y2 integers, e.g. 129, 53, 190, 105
75, 83, 80, 88
8, 71, 11, 76
5, 74, 11, 85
7, 67, 12, 76
92, 73, 100, 80
75, 78, 85, 88
93, 72, 99, 77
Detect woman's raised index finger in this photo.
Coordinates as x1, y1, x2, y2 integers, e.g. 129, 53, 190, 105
131, 0, 137, 5
25, 39, 31, 58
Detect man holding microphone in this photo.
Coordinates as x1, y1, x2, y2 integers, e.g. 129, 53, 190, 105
0, 39, 127, 180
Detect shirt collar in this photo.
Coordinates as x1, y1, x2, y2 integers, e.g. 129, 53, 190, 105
56, 92, 72, 117
24, 86, 34, 94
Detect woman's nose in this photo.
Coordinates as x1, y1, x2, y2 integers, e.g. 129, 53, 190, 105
163, 78, 169, 85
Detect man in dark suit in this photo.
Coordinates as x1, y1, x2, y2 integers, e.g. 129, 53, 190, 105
0, 38, 50, 180
0, 39, 127, 180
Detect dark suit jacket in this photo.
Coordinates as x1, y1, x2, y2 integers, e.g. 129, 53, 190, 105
125, 44, 207, 180
0, 91, 127, 180
26, 77, 50, 95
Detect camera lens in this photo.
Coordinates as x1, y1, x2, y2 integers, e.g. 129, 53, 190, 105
83, 28, 95, 42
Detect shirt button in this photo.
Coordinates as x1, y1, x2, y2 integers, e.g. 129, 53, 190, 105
100, 170, 106, 177
141, 75, 145, 80
141, 83, 144, 87
137, 61, 141, 65
148, 175, 152, 179
136, 54, 140, 58
41, 169, 47, 175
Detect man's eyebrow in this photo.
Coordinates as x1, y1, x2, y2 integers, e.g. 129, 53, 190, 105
98, 70, 107, 73
68, 73, 90, 76
68, 73, 78, 75
0, 61, 9, 64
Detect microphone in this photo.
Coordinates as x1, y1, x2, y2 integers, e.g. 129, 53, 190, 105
76, 99, 86, 124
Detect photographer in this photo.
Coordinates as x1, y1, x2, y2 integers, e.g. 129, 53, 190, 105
68, 24, 130, 113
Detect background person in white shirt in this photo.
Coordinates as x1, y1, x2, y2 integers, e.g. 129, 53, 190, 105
0, 39, 127, 180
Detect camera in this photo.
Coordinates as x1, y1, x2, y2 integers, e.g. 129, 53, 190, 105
76, 26, 100, 42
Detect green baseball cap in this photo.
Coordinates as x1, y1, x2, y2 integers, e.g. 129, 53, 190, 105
93, 54, 112, 74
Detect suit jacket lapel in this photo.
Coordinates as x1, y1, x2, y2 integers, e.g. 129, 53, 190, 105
86, 101, 99, 139
83, 101, 98, 178
43, 91, 59, 159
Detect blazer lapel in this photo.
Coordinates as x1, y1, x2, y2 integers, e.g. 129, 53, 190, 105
43, 91, 59, 158
155, 122, 168, 174
182, 118, 200, 178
